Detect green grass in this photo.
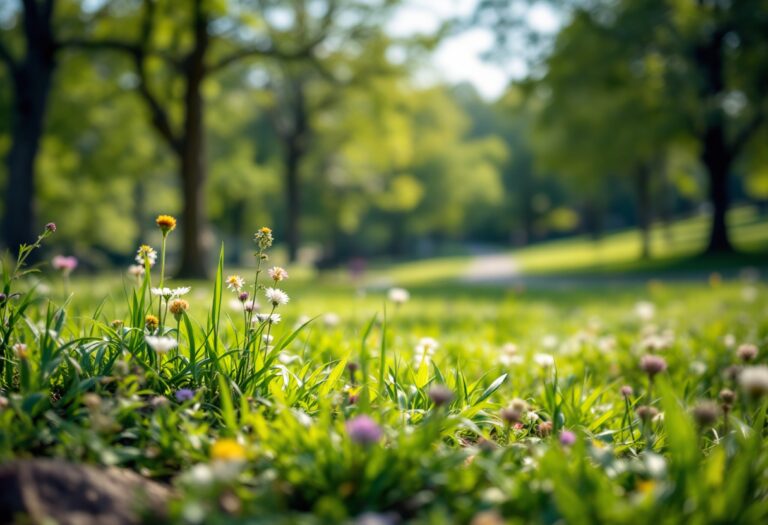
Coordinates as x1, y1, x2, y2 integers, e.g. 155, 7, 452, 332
2, 223, 768, 524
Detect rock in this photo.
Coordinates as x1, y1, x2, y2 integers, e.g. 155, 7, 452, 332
0, 459, 171, 525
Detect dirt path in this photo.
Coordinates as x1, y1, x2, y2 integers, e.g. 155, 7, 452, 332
462, 251, 520, 283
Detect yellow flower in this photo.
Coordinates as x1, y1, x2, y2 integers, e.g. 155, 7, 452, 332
259, 227, 272, 235
156, 215, 177, 234
145, 314, 159, 331
169, 299, 189, 319
211, 438, 247, 461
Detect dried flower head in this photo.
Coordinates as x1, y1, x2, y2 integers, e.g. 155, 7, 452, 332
536, 421, 553, 437
169, 298, 189, 319
640, 355, 667, 378
145, 314, 159, 331
737, 344, 759, 362
719, 388, 736, 405
254, 227, 274, 249
268, 266, 289, 282
155, 214, 177, 235
691, 401, 719, 427
428, 385, 455, 407
636, 405, 659, 422
739, 365, 768, 398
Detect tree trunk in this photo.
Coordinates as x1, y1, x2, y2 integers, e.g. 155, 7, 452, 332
702, 128, 733, 253
174, 0, 209, 278
634, 164, 652, 259
2, 2, 56, 256
284, 141, 301, 263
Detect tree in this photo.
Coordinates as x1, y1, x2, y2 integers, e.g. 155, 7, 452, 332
63, 0, 334, 276
0, 0, 58, 254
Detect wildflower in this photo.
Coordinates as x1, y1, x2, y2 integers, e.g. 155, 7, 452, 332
175, 388, 195, 402
323, 312, 341, 328
428, 385, 454, 407
265, 287, 289, 306
620, 385, 634, 398
414, 337, 439, 367
254, 313, 281, 324
263, 334, 274, 344
254, 227, 274, 249
719, 388, 736, 405
226, 275, 245, 293
238, 291, 249, 302
536, 421, 553, 437
155, 214, 177, 235
151, 287, 173, 298
346, 415, 382, 445
52, 255, 78, 275
244, 300, 260, 313
268, 266, 288, 282
640, 355, 667, 378
691, 401, 719, 427
145, 314, 159, 331
145, 335, 178, 354
634, 301, 655, 322
135, 245, 157, 267
533, 353, 555, 369
45, 222, 56, 233
636, 405, 659, 422
127, 265, 145, 278
13, 343, 28, 359
387, 287, 410, 305
172, 286, 191, 296
739, 366, 768, 398
737, 344, 758, 362
110, 319, 124, 330
559, 430, 576, 446
211, 438, 247, 461
169, 299, 189, 320
0, 293, 6, 303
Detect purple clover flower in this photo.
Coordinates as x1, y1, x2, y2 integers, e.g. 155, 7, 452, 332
346, 415, 382, 445
559, 430, 577, 446
175, 388, 195, 402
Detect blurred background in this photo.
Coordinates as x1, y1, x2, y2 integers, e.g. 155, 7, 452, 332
1, 0, 767, 283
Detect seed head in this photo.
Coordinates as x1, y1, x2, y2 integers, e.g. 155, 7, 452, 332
145, 314, 159, 331
739, 365, 768, 398
640, 355, 667, 378
691, 401, 719, 427
169, 298, 189, 319
719, 388, 736, 405
737, 344, 758, 362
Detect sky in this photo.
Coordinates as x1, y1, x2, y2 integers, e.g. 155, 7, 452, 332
387, 0, 560, 100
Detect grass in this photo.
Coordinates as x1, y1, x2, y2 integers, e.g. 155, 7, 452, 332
1, 222, 768, 524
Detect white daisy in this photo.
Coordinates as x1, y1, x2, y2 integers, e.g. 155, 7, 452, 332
226, 275, 245, 293
254, 313, 282, 325
268, 266, 289, 282
145, 335, 178, 354
265, 287, 289, 306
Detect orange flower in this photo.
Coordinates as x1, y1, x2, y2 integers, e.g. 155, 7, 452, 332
156, 215, 177, 234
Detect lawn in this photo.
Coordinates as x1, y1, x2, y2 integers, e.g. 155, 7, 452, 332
1, 222, 768, 524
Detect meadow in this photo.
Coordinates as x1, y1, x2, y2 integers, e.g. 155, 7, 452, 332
1, 218, 768, 524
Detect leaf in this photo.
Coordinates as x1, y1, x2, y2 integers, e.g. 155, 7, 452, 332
475, 373, 508, 405
319, 353, 349, 397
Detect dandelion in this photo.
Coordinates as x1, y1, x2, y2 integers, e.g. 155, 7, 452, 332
169, 299, 189, 320
533, 353, 555, 369
265, 287, 289, 306
145, 314, 159, 331
174, 388, 195, 402
52, 255, 78, 275
254, 227, 274, 250
414, 337, 439, 367
211, 438, 247, 461
155, 214, 177, 235
226, 275, 245, 293
268, 266, 288, 282
739, 366, 768, 398
387, 287, 410, 305
346, 415, 382, 445
428, 385, 454, 407
559, 430, 576, 446
135, 245, 157, 267
737, 344, 758, 362
145, 335, 178, 354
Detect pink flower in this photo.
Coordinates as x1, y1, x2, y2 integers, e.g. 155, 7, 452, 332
52, 255, 78, 275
